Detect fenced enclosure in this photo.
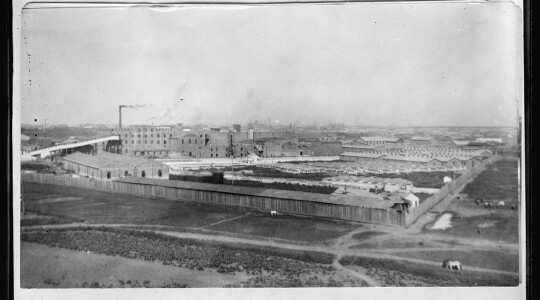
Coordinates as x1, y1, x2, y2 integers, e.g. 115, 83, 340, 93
21, 172, 406, 227
21, 154, 499, 228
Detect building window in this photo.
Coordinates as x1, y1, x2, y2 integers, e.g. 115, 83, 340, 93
132, 141, 134, 144
216, 154, 218, 157
151, 140, 153, 144
158, 170, 162, 177
124, 171, 128, 176
189, 139, 191, 144
151, 134, 153, 138
125, 134, 128, 138
142, 170, 146, 177
157, 134, 160, 138
157, 140, 160, 144
182, 139, 184, 144
164, 140, 166, 144
144, 135, 147, 138
107, 171, 111, 179
125, 149, 128, 153
211, 154, 213, 157
138, 134, 141, 138
170, 134, 172, 137
145, 141, 147, 144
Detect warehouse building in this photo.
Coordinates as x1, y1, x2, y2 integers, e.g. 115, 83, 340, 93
62, 152, 169, 179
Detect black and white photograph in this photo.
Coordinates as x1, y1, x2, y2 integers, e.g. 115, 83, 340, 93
13, 0, 526, 298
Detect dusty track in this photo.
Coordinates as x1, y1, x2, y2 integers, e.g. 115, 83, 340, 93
22, 223, 519, 277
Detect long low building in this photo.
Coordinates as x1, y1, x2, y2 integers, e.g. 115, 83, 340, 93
62, 152, 169, 179
112, 176, 410, 225
339, 152, 482, 168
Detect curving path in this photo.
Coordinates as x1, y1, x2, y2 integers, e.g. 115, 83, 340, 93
21, 223, 519, 277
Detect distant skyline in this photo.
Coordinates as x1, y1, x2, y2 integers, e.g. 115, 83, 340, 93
21, 2, 522, 127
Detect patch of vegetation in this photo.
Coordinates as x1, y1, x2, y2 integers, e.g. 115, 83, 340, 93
339, 256, 518, 287
462, 160, 519, 201
351, 231, 386, 242
21, 228, 336, 279
431, 213, 519, 243
207, 214, 358, 242
389, 249, 519, 273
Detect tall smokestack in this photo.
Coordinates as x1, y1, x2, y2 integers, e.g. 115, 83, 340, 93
119, 106, 122, 128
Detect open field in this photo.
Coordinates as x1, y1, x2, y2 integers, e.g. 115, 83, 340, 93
22, 182, 358, 242
388, 249, 519, 272
339, 256, 518, 287
21, 242, 244, 288
21, 228, 368, 288
205, 213, 359, 242
420, 159, 520, 243
461, 160, 519, 201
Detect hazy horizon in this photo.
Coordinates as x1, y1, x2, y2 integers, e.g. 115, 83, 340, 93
21, 2, 522, 127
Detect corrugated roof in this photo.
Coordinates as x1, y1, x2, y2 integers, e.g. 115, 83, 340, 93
358, 136, 400, 142
340, 152, 385, 158
115, 177, 394, 210
382, 155, 434, 163
410, 136, 433, 141
342, 144, 376, 149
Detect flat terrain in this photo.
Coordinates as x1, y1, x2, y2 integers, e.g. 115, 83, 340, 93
22, 182, 358, 242
421, 159, 520, 243
20, 160, 521, 288
21, 242, 247, 288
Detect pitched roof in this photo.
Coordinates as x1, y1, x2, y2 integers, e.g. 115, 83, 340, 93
410, 136, 433, 141
340, 152, 386, 158
358, 136, 400, 142
63, 152, 165, 169
115, 177, 395, 210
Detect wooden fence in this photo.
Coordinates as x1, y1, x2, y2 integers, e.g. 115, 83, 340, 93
21, 173, 406, 227
404, 154, 500, 226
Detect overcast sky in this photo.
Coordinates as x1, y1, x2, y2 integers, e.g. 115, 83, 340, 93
20, 2, 521, 127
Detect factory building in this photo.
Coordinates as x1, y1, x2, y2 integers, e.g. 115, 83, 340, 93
233, 137, 299, 158
62, 152, 169, 179
308, 141, 343, 156
99, 125, 298, 158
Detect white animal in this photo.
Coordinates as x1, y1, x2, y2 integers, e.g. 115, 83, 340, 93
498, 201, 505, 207
442, 260, 461, 270
270, 210, 278, 216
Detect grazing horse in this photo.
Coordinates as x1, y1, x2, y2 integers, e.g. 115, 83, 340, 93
511, 204, 516, 210
497, 201, 505, 207
442, 259, 461, 270
475, 197, 484, 205
270, 210, 278, 216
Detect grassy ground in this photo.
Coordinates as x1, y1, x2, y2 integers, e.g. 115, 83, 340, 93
22, 183, 244, 228
20, 242, 241, 288
426, 212, 519, 243
21, 182, 356, 242
388, 249, 519, 272
462, 160, 520, 201
205, 213, 359, 242
351, 231, 387, 242
339, 256, 518, 287
21, 228, 367, 288
423, 159, 520, 243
